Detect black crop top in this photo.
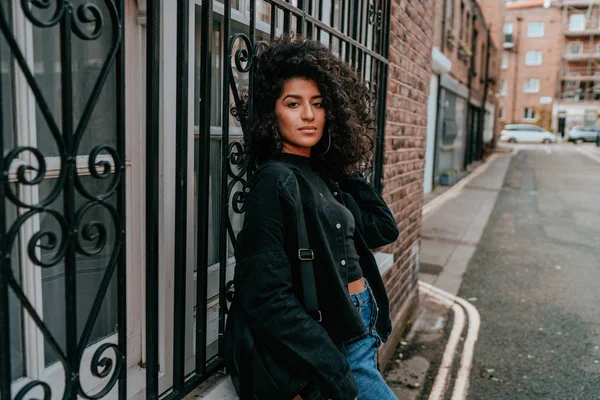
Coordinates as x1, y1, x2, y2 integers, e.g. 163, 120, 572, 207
279, 153, 363, 283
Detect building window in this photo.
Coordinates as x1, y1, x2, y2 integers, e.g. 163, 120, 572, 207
502, 51, 509, 69
596, 42, 600, 54
523, 107, 537, 120
524, 78, 541, 93
499, 107, 505, 120
525, 51, 543, 66
446, 0, 454, 27
568, 41, 584, 54
504, 23, 513, 44
527, 22, 544, 37
500, 79, 508, 95
466, 11, 471, 43
460, 2, 465, 40
481, 43, 486, 75
585, 109, 596, 125
2, 0, 126, 387
569, 14, 586, 32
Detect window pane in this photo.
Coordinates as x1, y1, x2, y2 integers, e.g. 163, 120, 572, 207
526, 51, 541, 65
568, 42, 583, 54
7, 193, 25, 380
1, 2, 16, 156
31, 0, 117, 158
527, 22, 543, 37
38, 176, 118, 367
2, 2, 25, 381
210, 15, 246, 129
501, 52, 509, 69
569, 14, 586, 31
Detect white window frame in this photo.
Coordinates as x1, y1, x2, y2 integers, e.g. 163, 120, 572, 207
525, 50, 542, 66
501, 52, 509, 69
523, 107, 537, 121
524, 78, 541, 93
8, 2, 144, 397
527, 22, 544, 37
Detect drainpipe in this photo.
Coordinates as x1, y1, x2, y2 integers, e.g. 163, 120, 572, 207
465, 16, 477, 168
479, 28, 492, 159
511, 16, 523, 122
432, 0, 449, 187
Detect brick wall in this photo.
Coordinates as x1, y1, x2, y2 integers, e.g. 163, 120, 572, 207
478, 0, 506, 50
498, 4, 562, 129
436, 0, 495, 95
378, 0, 434, 368
432, 0, 501, 141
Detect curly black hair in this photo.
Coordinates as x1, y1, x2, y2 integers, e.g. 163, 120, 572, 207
240, 35, 375, 179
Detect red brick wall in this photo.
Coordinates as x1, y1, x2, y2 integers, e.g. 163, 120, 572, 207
378, 0, 434, 367
498, 5, 562, 128
478, 0, 506, 50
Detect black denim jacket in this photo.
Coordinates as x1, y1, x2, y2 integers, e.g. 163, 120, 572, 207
233, 158, 400, 400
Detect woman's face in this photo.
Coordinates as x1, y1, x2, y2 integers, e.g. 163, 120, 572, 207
275, 78, 326, 157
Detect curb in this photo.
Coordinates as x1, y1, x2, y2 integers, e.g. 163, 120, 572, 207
417, 282, 481, 400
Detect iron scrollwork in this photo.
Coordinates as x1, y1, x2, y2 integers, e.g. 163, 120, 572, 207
368, 3, 383, 31
225, 35, 267, 237
14, 380, 52, 400
223, 35, 269, 314
0, 0, 125, 398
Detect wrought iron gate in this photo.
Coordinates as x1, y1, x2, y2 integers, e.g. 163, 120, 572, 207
1, 0, 390, 397
0, 0, 126, 398
145, 0, 392, 398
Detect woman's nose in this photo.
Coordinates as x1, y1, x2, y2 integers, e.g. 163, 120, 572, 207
301, 104, 314, 120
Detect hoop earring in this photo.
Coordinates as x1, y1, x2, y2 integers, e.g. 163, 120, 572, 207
316, 134, 331, 157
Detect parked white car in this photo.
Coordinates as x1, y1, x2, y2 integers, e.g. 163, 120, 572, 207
568, 126, 600, 144
500, 124, 557, 144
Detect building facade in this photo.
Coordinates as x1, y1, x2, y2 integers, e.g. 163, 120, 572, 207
555, 0, 600, 134
0, 0, 432, 398
424, 0, 500, 193
498, 0, 563, 131
498, 0, 600, 135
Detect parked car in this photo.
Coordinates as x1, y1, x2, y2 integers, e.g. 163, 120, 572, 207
568, 126, 600, 144
500, 124, 557, 144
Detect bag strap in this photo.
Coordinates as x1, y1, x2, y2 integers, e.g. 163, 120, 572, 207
293, 178, 321, 322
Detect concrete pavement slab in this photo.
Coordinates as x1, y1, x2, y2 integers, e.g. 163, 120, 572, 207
419, 239, 455, 270
461, 192, 498, 244
466, 154, 511, 191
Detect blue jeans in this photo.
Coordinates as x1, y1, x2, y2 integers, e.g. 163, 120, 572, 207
298, 282, 397, 400
340, 281, 398, 400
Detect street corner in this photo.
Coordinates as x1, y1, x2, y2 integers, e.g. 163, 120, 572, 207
384, 283, 482, 400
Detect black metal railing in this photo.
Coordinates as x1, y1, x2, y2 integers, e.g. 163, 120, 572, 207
145, 0, 392, 398
0, 0, 126, 398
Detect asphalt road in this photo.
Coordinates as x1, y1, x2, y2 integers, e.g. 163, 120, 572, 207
458, 144, 600, 400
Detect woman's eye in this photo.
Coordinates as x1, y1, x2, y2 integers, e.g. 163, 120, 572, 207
313, 102, 323, 108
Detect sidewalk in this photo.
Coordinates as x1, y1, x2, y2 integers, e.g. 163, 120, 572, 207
420, 152, 512, 297
383, 150, 514, 399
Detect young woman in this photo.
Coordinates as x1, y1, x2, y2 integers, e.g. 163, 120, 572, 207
232, 36, 400, 400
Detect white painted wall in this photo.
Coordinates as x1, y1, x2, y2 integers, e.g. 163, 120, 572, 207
424, 75, 439, 194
